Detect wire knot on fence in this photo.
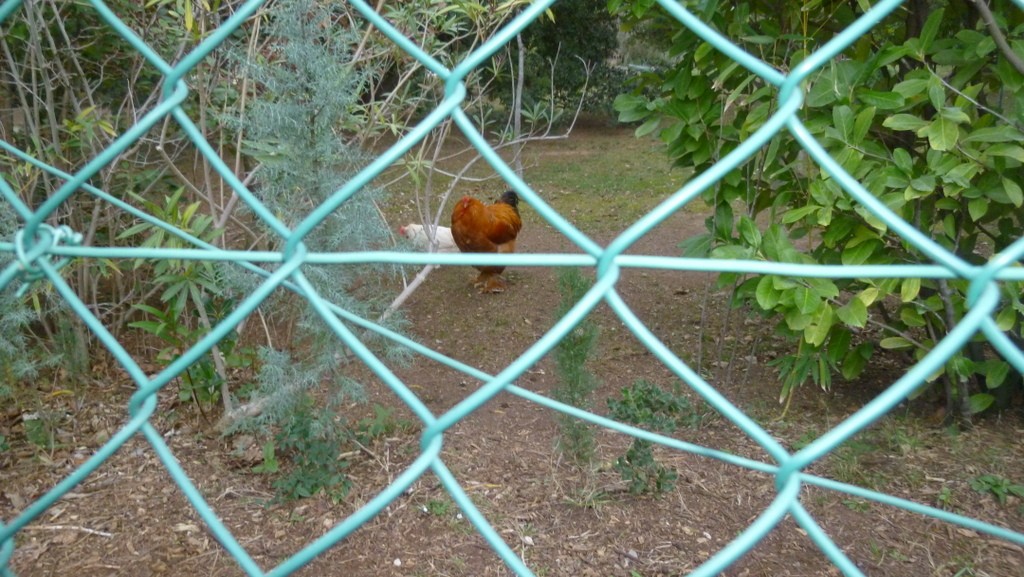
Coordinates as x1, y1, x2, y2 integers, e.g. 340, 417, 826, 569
12, 224, 82, 295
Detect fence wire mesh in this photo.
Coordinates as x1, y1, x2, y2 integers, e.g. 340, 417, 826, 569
1, 0, 1023, 576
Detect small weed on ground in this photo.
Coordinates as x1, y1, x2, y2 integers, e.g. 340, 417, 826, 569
607, 379, 703, 494
424, 498, 454, 517
266, 395, 351, 502
970, 474, 1024, 505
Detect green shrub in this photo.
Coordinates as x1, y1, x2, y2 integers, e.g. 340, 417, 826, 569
612, 0, 1024, 420
270, 395, 351, 502
607, 380, 702, 494
552, 268, 599, 467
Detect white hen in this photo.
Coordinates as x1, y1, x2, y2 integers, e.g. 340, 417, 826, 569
397, 223, 459, 253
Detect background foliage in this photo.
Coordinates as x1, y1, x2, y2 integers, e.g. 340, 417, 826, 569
518, 0, 621, 114
612, 0, 1024, 421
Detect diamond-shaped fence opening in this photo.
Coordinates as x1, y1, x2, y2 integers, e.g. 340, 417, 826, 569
2, 0, 1023, 576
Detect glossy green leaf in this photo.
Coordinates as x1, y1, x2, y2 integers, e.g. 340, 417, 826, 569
968, 197, 988, 220
856, 90, 903, 110
1004, 178, 1023, 207
963, 125, 1024, 143
996, 305, 1017, 331
782, 205, 819, 224
923, 116, 959, 151
804, 305, 834, 347
806, 278, 840, 299
827, 329, 851, 365
635, 117, 661, 137
900, 306, 927, 327
857, 287, 880, 306
755, 275, 780, 309
807, 76, 838, 107
836, 298, 868, 327
944, 163, 979, 188
883, 114, 928, 132
737, 216, 761, 247
833, 105, 854, 140
939, 107, 970, 124
785, 307, 813, 331
841, 240, 877, 265
694, 41, 715, 62
841, 343, 873, 379
794, 285, 819, 315
986, 144, 1024, 163
893, 78, 929, 98
892, 148, 913, 173
983, 361, 1011, 390
928, 76, 946, 110
710, 244, 753, 259
679, 233, 712, 258
900, 277, 921, 303
910, 174, 936, 192
880, 336, 914, 349
967, 393, 995, 414
918, 8, 945, 54
852, 106, 876, 143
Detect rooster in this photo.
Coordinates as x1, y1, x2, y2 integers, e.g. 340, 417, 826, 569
451, 190, 522, 293
397, 223, 459, 253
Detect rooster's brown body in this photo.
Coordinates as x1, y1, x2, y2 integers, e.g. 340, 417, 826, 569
451, 190, 522, 293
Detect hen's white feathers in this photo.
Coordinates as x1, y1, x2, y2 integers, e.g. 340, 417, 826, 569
398, 223, 459, 253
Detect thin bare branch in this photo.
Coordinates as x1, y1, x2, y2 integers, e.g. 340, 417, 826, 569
970, 0, 1024, 77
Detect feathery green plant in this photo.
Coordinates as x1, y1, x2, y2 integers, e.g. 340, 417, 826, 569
552, 268, 599, 468
216, 0, 404, 500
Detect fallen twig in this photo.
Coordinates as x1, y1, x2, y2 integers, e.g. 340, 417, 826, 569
22, 525, 113, 538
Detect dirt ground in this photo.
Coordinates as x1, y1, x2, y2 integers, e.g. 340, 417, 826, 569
2, 127, 1023, 576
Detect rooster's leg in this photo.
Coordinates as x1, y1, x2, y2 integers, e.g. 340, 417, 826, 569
478, 274, 507, 293
473, 271, 488, 288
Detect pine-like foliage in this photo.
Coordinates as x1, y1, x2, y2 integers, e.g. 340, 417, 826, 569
221, 0, 402, 376
233, 0, 381, 243
216, 0, 405, 496
0, 210, 46, 391
552, 268, 599, 467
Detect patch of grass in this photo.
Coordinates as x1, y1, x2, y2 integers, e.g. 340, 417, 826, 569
563, 484, 611, 511
903, 468, 927, 491
421, 496, 473, 532
929, 554, 983, 577
868, 540, 910, 564
523, 130, 700, 230
874, 417, 924, 455
842, 498, 870, 512
425, 498, 454, 517
949, 558, 978, 577
791, 428, 821, 451
827, 439, 886, 489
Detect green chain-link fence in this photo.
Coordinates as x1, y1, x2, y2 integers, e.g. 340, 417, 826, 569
2, 0, 1024, 575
